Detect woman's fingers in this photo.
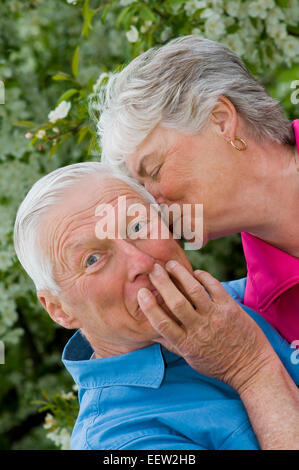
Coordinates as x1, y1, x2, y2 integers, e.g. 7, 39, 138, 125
137, 288, 185, 346
165, 261, 212, 309
148, 263, 198, 327
193, 269, 231, 302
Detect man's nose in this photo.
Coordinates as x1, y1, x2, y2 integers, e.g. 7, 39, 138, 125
116, 239, 155, 282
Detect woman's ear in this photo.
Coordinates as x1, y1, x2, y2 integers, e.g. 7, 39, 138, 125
210, 95, 238, 139
38, 291, 81, 329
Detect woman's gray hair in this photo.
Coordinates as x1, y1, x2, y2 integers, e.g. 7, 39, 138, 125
97, 35, 295, 173
14, 161, 157, 295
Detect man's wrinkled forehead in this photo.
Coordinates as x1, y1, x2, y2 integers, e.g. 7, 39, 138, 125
40, 175, 148, 255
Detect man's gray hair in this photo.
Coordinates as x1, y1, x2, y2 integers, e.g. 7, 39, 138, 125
14, 161, 157, 295
97, 35, 295, 173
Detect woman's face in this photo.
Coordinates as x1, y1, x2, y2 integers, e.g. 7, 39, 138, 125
126, 123, 246, 245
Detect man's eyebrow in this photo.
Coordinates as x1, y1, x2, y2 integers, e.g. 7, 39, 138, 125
65, 239, 97, 256
64, 241, 87, 260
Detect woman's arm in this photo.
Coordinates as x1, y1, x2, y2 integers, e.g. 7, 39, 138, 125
137, 262, 299, 450
238, 358, 299, 450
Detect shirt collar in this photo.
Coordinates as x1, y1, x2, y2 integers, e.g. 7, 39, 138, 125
62, 330, 181, 389
241, 232, 299, 309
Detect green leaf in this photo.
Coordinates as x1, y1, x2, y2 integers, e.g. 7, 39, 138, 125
82, 22, 90, 38
72, 46, 80, 78
83, 0, 94, 26
227, 24, 240, 35
13, 120, 36, 128
87, 134, 97, 155
52, 73, 72, 81
82, 0, 96, 36
287, 24, 299, 35
49, 141, 60, 157
116, 5, 133, 29
139, 6, 156, 23
56, 88, 79, 105
83, 0, 90, 23
77, 126, 90, 144
101, 3, 111, 23
276, 0, 288, 7
41, 389, 50, 401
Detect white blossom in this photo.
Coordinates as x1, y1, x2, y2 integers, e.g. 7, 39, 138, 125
43, 413, 56, 430
266, 22, 287, 41
285, 0, 299, 26
48, 101, 71, 123
225, 0, 241, 18
261, 0, 275, 9
267, 7, 285, 26
204, 13, 226, 39
47, 428, 71, 450
2, 328, 23, 345
184, 0, 207, 16
126, 25, 139, 43
200, 8, 214, 18
25, 132, 33, 139
0, 297, 17, 327
208, 0, 224, 13
281, 36, 299, 59
0, 250, 15, 273
248, 1, 267, 20
191, 27, 203, 37
160, 26, 172, 42
224, 34, 245, 56
60, 391, 76, 400
36, 129, 46, 139
140, 21, 152, 34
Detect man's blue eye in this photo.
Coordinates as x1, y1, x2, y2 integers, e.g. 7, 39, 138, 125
86, 253, 100, 266
133, 222, 142, 232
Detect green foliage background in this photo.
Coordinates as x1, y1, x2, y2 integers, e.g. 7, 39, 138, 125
0, 0, 298, 450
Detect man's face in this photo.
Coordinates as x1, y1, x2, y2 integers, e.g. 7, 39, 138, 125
41, 175, 192, 355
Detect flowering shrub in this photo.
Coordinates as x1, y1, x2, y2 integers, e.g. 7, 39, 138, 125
0, 0, 298, 449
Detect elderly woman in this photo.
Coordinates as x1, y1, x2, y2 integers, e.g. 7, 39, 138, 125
97, 36, 299, 449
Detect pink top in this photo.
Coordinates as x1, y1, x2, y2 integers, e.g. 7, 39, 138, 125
241, 120, 299, 344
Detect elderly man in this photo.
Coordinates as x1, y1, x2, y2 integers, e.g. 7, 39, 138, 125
14, 162, 299, 450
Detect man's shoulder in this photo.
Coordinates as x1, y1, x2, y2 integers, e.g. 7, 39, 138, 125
70, 353, 258, 450
221, 277, 247, 302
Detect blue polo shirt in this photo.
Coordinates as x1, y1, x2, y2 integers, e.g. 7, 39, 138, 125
62, 278, 299, 450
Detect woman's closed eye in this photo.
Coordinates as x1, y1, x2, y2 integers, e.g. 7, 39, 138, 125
150, 165, 162, 180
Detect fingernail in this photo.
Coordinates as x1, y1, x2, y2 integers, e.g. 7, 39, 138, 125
194, 269, 203, 274
151, 263, 164, 276
138, 288, 151, 303
166, 260, 177, 270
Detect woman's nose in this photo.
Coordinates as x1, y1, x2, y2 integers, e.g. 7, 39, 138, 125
145, 180, 166, 205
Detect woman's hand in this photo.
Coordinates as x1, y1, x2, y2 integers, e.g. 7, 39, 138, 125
137, 261, 277, 394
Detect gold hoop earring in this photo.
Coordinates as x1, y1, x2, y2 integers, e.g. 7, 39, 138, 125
230, 136, 247, 151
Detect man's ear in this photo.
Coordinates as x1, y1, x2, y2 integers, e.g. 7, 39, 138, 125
38, 291, 81, 329
210, 95, 238, 140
